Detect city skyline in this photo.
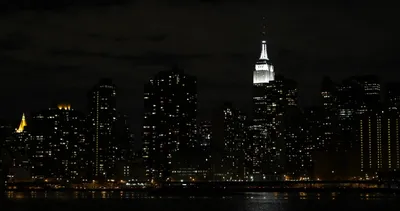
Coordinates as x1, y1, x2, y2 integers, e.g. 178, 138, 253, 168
2, 30, 400, 183
1, 1, 399, 129
3, 2, 400, 210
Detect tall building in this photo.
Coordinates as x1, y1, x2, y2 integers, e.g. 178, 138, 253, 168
142, 68, 197, 182
198, 121, 212, 178
358, 110, 400, 177
253, 19, 274, 84
336, 76, 380, 149
88, 79, 118, 179
315, 75, 382, 179
251, 20, 300, 181
320, 77, 338, 151
222, 103, 247, 181
0, 116, 31, 182
30, 104, 87, 181
15, 113, 27, 134
251, 20, 277, 181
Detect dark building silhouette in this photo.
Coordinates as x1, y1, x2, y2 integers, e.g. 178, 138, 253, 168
282, 108, 313, 179
29, 104, 87, 181
142, 68, 197, 182
313, 75, 383, 180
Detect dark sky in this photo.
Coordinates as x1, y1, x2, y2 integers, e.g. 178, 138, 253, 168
1, 0, 399, 132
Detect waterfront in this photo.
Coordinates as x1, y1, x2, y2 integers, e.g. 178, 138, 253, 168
4, 191, 400, 211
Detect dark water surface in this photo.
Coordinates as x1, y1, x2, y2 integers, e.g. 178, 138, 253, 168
5, 191, 400, 211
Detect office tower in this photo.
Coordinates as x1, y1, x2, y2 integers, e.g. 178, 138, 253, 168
251, 19, 300, 180
13, 114, 30, 158
251, 19, 278, 181
358, 110, 400, 177
222, 103, 247, 181
15, 113, 27, 134
142, 68, 197, 182
88, 79, 118, 180
313, 75, 381, 179
0, 117, 31, 183
336, 75, 381, 152
29, 104, 87, 181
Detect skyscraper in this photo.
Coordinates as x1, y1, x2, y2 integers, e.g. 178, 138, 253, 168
336, 75, 380, 152
198, 121, 212, 178
88, 79, 118, 179
15, 113, 27, 134
142, 68, 197, 182
251, 19, 299, 181
251, 19, 283, 181
253, 18, 274, 84
320, 77, 338, 152
222, 103, 247, 181
30, 104, 87, 181
358, 110, 400, 176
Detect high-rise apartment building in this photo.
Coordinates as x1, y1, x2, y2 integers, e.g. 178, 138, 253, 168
30, 104, 87, 181
358, 110, 400, 176
88, 79, 118, 179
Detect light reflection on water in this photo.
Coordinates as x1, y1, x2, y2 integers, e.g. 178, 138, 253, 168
5, 191, 400, 211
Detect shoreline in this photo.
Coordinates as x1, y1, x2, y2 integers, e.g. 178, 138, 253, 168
5, 187, 400, 194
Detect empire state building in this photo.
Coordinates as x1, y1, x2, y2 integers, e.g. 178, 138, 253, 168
250, 20, 282, 181
253, 27, 274, 84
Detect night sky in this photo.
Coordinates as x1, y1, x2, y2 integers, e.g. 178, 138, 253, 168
1, 1, 399, 132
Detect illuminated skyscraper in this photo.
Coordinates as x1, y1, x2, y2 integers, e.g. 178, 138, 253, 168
88, 79, 118, 179
253, 18, 274, 84
251, 18, 298, 180
358, 110, 400, 176
15, 113, 27, 134
251, 19, 276, 181
142, 68, 197, 182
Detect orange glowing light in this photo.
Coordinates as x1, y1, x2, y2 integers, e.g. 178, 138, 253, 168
57, 103, 71, 110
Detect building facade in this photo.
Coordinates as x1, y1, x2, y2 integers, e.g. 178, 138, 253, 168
88, 79, 118, 180
142, 68, 197, 182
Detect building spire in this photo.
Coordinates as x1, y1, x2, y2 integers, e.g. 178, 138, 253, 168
16, 113, 27, 133
259, 17, 269, 60
253, 16, 274, 84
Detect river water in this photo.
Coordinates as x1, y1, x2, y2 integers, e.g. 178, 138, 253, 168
4, 191, 400, 211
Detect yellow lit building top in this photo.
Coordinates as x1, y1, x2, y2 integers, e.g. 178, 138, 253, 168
16, 113, 27, 133
57, 103, 71, 110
